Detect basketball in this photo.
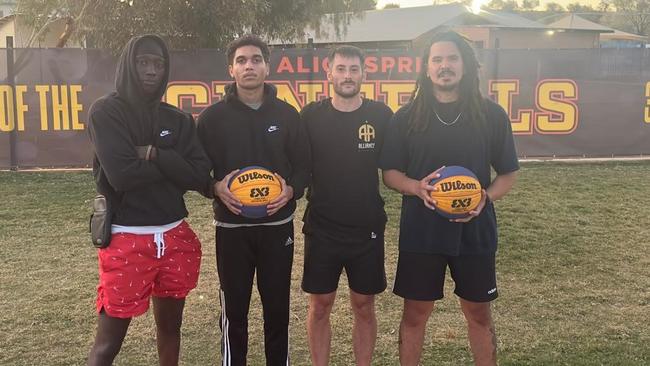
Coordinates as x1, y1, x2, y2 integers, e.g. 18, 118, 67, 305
228, 166, 282, 218
429, 166, 482, 219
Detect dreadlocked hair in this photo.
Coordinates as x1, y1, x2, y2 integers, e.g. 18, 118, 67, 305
407, 30, 486, 134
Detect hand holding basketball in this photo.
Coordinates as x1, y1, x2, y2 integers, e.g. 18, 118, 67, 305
449, 189, 488, 223
214, 169, 242, 215
267, 173, 292, 216
416, 166, 446, 210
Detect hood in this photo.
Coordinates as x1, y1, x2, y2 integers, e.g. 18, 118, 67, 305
115, 34, 170, 107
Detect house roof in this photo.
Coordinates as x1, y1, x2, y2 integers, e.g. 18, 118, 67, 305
279, 4, 552, 45
0, 14, 14, 25
600, 29, 647, 42
548, 14, 614, 33
472, 9, 548, 29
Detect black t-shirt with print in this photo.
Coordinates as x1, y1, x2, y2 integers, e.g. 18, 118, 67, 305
302, 98, 394, 242
379, 98, 519, 255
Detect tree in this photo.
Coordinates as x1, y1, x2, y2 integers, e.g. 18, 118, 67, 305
599, 0, 611, 12
486, 0, 520, 11
383, 3, 400, 8
567, 2, 595, 12
610, 0, 650, 35
15, 0, 377, 50
545, 2, 566, 12
521, 0, 540, 11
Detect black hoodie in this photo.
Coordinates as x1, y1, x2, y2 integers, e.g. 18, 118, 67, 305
197, 83, 311, 225
88, 34, 211, 226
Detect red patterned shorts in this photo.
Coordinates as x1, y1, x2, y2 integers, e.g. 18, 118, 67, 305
95, 220, 202, 318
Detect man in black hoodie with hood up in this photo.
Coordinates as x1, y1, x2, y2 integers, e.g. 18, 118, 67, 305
86, 35, 210, 366
197, 34, 310, 365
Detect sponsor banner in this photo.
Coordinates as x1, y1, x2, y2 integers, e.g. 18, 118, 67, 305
1, 48, 649, 168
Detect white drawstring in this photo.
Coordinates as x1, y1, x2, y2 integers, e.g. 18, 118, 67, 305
154, 232, 165, 258
111, 219, 182, 259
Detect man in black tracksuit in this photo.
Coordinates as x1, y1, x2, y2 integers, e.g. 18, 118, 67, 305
87, 35, 210, 365
197, 35, 310, 366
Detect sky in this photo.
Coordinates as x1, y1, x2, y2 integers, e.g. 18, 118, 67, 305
375, 0, 602, 10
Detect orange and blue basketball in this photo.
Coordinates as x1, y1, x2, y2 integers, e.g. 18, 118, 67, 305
429, 166, 482, 219
228, 166, 282, 218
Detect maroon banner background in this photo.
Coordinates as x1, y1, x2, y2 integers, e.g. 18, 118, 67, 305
1, 48, 649, 169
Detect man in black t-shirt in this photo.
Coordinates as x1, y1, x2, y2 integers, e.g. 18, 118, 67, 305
301, 45, 393, 366
379, 31, 519, 366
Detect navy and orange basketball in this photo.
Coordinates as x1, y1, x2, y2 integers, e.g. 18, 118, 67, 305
429, 166, 482, 219
228, 166, 282, 218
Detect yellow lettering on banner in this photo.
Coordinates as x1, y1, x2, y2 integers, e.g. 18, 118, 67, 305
35, 85, 50, 131
213, 83, 226, 101
380, 82, 414, 112
70, 85, 84, 130
0, 85, 15, 132
645, 82, 650, 123
360, 83, 376, 101
52, 85, 70, 130
15, 85, 28, 131
298, 82, 324, 105
274, 82, 302, 111
490, 81, 516, 110
536, 80, 578, 134
165, 83, 210, 109
489, 80, 533, 134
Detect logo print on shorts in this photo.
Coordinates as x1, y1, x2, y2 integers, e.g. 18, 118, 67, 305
487, 287, 497, 294
284, 237, 294, 246
370, 232, 377, 239
160, 130, 171, 137
267, 125, 279, 133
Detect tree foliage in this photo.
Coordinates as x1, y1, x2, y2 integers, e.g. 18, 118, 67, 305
545, 2, 566, 12
566, 2, 595, 12
521, 0, 540, 11
609, 0, 650, 35
486, 0, 521, 11
16, 0, 377, 50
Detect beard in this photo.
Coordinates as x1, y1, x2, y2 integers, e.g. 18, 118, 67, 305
333, 82, 361, 98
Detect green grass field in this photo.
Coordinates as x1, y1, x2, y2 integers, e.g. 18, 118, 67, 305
1, 161, 649, 365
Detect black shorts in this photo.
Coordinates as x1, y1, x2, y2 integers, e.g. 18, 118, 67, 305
393, 251, 498, 302
301, 231, 387, 295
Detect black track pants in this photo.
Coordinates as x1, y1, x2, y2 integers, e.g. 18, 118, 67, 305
216, 222, 294, 366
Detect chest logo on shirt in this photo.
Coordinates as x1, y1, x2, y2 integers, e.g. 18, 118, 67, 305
160, 130, 171, 137
267, 125, 279, 133
358, 122, 376, 150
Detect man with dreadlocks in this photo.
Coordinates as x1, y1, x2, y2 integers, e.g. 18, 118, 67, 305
379, 30, 519, 366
